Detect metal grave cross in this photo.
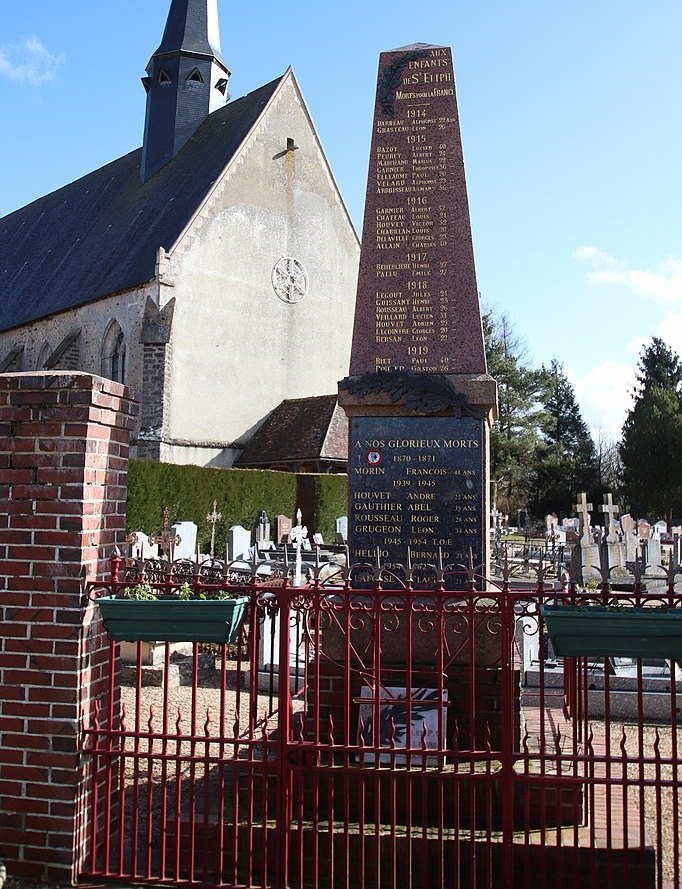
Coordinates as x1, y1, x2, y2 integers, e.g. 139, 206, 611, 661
573, 493, 593, 545
150, 507, 181, 559
599, 493, 620, 544
206, 500, 223, 559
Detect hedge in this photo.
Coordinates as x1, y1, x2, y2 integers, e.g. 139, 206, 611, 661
127, 461, 348, 554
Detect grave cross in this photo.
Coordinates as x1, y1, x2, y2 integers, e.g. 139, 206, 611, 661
206, 500, 223, 559
573, 493, 593, 545
149, 507, 181, 559
290, 508, 308, 587
599, 493, 620, 544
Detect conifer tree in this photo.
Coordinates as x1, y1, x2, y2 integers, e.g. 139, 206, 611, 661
619, 337, 682, 519
483, 311, 544, 518
529, 359, 598, 518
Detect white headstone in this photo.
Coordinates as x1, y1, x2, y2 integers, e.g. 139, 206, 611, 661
647, 530, 662, 571
313, 533, 324, 546
229, 525, 251, 561
624, 531, 639, 564
129, 531, 158, 559
335, 516, 348, 543
171, 521, 197, 560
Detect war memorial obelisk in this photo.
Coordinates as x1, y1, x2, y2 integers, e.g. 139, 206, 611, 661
339, 44, 497, 586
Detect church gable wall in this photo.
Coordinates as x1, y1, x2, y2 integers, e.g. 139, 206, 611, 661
162, 74, 360, 466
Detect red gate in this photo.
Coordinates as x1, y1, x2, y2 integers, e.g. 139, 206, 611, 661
80, 553, 681, 888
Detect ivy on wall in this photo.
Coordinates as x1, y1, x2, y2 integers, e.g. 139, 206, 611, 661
127, 461, 348, 554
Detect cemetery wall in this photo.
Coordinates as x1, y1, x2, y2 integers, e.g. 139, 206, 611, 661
0, 371, 136, 881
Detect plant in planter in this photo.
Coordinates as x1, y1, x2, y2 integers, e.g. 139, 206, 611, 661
540, 603, 682, 659
96, 580, 250, 644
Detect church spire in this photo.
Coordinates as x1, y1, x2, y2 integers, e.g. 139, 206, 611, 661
140, 0, 230, 183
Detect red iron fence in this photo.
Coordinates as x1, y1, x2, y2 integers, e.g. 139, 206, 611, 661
79, 553, 682, 888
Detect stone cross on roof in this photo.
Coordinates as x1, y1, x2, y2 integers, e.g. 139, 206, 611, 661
599, 493, 620, 544
150, 507, 181, 559
206, 500, 222, 559
573, 493, 593, 545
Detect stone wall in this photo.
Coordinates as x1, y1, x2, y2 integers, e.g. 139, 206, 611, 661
0, 372, 136, 882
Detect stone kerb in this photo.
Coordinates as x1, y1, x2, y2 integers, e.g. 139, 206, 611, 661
0, 372, 137, 883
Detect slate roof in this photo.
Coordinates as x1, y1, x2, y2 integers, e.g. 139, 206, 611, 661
236, 395, 348, 468
154, 0, 227, 66
0, 76, 282, 333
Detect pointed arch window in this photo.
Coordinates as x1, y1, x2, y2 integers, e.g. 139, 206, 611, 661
101, 321, 126, 384
186, 67, 204, 84
158, 68, 172, 85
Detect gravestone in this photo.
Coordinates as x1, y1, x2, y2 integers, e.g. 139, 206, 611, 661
255, 510, 271, 546
338, 44, 497, 583
127, 531, 159, 560
228, 524, 251, 562
647, 527, 662, 572
335, 515, 348, 543
673, 528, 682, 566
573, 493, 599, 583
599, 493, 624, 572
618, 513, 637, 565
275, 514, 292, 545
171, 521, 197, 560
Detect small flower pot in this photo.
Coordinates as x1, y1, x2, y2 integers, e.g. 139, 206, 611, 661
96, 595, 250, 643
540, 604, 682, 658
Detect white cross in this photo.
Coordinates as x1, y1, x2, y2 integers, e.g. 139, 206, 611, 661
573, 493, 593, 545
599, 493, 620, 544
290, 508, 308, 586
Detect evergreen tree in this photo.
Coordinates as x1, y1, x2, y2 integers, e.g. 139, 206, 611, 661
529, 359, 598, 518
483, 311, 544, 519
619, 338, 682, 519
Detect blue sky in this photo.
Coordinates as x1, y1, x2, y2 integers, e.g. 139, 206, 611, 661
2, 0, 681, 441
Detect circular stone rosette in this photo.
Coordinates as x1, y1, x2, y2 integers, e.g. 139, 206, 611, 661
272, 257, 309, 304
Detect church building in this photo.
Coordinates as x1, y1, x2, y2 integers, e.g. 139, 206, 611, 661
0, 0, 359, 467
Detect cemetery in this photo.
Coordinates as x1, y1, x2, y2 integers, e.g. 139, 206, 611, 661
1, 6, 682, 889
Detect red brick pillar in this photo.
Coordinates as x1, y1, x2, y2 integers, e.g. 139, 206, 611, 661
0, 372, 137, 883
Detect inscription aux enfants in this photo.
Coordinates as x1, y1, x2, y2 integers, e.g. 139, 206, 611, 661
367, 47, 460, 375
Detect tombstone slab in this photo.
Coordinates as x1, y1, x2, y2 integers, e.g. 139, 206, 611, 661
128, 531, 158, 560
228, 525, 251, 562
275, 514, 292, 545
171, 521, 197, 560
335, 515, 348, 544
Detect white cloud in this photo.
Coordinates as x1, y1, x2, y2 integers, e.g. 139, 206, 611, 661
565, 360, 636, 441
572, 245, 620, 269
574, 246, 682, 307
0, 36, 62, 86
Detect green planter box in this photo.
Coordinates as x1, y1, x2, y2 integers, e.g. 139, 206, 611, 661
96, 595, 250, 643
540, 604, 682, 659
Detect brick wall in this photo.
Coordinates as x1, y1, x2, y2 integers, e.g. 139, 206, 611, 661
0, 372, 137, 882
